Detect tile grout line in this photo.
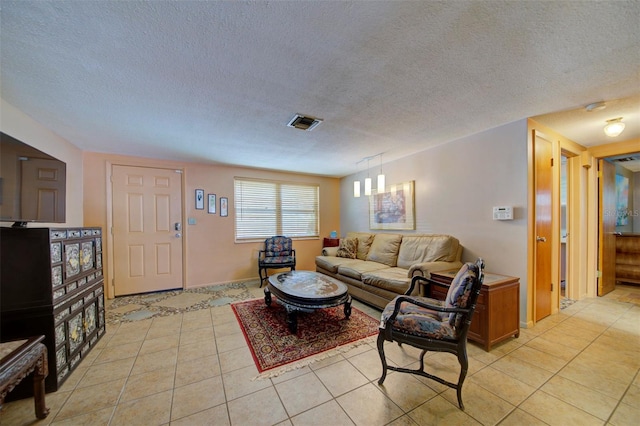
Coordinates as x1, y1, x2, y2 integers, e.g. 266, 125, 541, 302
210, 307, 234, 426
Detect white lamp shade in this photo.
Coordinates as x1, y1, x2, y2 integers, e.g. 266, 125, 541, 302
353, 180, 361, 197
604, 120, 625, 137
364, 178, 372, 196
377, 174, 385, 193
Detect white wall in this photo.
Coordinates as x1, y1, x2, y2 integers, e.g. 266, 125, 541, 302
340, 119, 529, 323
1, 98, 84, 226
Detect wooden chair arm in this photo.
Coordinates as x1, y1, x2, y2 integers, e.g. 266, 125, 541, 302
404, 275, 441, 296
383, 294, 471, 326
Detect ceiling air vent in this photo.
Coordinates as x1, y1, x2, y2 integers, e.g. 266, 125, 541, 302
287, 114, 323, 131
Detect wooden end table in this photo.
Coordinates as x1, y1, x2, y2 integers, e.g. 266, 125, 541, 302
0, 336, 50, 419
323, 238, 340, 248
424, 270, 520, 351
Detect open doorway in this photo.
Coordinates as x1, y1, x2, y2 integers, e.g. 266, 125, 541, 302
599, 153, 640, 294
560, 156, 568, 298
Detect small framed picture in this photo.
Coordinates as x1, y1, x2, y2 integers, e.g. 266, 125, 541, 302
208, 194, 216, 214
220, 197, 228, 217
195, 189, 204, 210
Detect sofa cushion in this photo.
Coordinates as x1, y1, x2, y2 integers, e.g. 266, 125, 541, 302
337, 261, 389, 280
345, 232, 375, 260
366, 233, 402, 267
362, 267, 412, 294
336, 237, 358, 259
315, 256, 359, 273
397, 235, 460, 268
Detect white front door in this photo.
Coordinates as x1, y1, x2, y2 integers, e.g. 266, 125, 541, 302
111, 165, 183, 296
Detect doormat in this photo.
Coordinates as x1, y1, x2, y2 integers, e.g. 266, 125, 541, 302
231, 297, 379, 378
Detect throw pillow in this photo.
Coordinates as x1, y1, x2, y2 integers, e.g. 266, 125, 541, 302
336, 238, 358, 259
346, 232, 374, 260
356, 234, 374, 260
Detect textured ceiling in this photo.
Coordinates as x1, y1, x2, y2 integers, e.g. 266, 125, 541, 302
1, 1, 639, 177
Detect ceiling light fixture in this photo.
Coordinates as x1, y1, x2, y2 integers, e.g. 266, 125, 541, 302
604, 117, 625, 137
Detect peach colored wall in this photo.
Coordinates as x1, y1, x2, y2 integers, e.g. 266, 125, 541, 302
83, 152, 340, 298
1, 98, 84, 227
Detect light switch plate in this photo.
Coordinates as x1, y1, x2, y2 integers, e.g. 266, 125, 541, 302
493, 206, 513, 220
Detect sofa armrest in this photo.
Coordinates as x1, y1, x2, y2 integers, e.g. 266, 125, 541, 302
408, 260, 463, 278
322, 246, 339, 256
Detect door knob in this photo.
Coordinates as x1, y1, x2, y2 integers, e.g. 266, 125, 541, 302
536, 236, 547, 242
175, 233, 182, 238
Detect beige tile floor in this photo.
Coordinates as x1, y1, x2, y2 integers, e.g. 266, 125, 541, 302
2, 283, 639, 426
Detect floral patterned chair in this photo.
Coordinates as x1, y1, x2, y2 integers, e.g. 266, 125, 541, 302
377, 258, 484, 410
258, 236, 296, 287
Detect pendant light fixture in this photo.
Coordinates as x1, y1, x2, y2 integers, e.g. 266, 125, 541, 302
364, 158, 372, 196
604, 117, 625, 137
377, 153, 385, 193
354, 153, 385, 197
353, 180, 361, 197
353, 159, 361, 197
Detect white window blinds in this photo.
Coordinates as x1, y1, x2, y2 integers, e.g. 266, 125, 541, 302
234, 178, 319, 241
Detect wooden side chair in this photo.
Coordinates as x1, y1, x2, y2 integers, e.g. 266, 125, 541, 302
377, 258, 484, 410
258, 236, 296, 287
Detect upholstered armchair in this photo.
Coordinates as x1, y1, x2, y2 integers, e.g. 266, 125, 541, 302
377, 258, 484, 410
258, 236, 296, 287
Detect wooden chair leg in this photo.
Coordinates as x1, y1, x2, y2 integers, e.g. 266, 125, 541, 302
456, 350, 469, 410
417, 349, 427, 373
259, 268, 266, 287
376, 334, 388, 385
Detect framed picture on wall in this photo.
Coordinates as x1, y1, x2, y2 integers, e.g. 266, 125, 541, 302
220, 197, 228, 217
369, 180, 415, 230
195, 189, 204, 210
208, 194, 216, 214
615, 174, 629, 226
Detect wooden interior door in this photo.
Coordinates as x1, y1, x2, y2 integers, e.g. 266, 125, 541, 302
534, 131, 553, 321
21, 158, 66, 222
598, 159, 617, 296
112, 165, 183, 296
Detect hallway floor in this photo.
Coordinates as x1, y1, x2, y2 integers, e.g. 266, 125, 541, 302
1, 283, 639, 425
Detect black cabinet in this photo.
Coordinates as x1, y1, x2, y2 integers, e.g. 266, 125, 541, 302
1, 227, 106, 393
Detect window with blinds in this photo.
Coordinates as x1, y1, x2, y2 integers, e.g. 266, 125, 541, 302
234, 178, 320, 241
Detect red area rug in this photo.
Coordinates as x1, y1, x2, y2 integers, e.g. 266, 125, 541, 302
231, 297, 380, 377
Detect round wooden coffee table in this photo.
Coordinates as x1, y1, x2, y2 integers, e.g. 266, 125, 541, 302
265, 271, 352, 333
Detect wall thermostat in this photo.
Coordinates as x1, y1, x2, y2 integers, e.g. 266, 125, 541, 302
493, 206, 513, 220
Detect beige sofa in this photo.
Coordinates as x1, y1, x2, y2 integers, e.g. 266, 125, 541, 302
315, 232, 463, 309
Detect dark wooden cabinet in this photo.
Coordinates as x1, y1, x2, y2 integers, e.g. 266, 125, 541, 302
426, 270, 520, 351
0, 227, 106, 394
616, 234, 640, 285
